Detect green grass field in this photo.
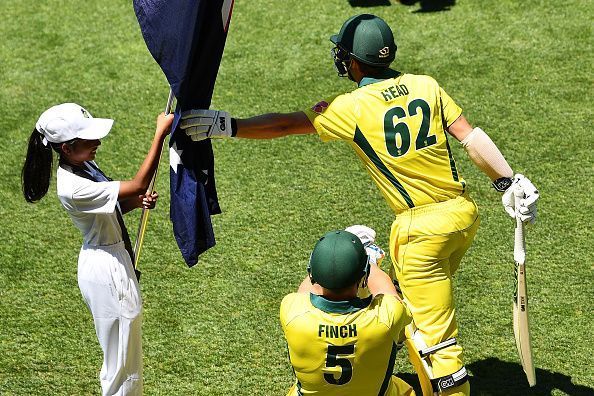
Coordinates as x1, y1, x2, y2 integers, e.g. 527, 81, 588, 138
1, 0, 592, 395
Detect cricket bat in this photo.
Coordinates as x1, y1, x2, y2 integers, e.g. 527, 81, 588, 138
512, 187, 536, 387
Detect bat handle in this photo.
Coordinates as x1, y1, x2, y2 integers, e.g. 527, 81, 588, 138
513, 186, 526, 264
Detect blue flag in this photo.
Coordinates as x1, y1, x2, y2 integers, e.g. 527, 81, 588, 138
134, 0, 234, 266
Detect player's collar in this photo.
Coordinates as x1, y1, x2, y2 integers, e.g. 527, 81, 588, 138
310, 293, 372, 313
358, 69, 401, 88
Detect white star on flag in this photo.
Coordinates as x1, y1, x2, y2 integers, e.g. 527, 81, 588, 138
170, 141, 183, 173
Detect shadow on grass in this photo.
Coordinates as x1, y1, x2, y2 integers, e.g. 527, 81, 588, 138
348, 0, 392, 7
348, 0, 454, 11
387, 0, 455, 12
397, 357, 593, 395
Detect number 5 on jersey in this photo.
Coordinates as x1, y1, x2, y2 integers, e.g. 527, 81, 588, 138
323, 344, 355, 385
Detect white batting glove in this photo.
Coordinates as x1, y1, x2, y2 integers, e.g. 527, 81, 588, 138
502, 174, 539, 224
345, 225, 376, 245
365, 243, 385, 266
345, 225, 385, 265
180, 109, 233, 141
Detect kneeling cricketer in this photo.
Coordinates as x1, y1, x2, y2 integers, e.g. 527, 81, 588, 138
280, 226, 415, 396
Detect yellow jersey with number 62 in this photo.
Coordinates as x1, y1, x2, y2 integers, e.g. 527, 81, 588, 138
304, 70, 466, 214
280, 292, 412, 396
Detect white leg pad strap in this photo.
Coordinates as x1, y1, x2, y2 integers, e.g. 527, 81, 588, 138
431, 366, 469, 393
419, 337, 457, 358
409, 325, 468, 394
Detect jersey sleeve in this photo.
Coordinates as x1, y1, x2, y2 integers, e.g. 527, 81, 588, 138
71, 178, 120, 214
303, 93, 357, 142
280, 293, 297, 331
377, 295, 412, 341
439, 86, 463, 127
280, 293, 312, 333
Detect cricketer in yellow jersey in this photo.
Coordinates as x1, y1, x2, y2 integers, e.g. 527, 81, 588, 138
281, 227, 414, 396
180, 14, 539, 396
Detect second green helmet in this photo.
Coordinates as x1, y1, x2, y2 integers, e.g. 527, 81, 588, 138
308, 230, 369, 290
330, 14, 397, 66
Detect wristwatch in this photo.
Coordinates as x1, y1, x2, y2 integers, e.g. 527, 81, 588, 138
492, 176, 513, 192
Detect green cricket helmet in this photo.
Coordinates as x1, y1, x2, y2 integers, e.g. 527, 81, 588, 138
307, 230, 370, 290
330, 14, 397, 76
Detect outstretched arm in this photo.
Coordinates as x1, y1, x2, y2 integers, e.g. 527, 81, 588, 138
180, 109, 315, 141
236, 112, 316, 139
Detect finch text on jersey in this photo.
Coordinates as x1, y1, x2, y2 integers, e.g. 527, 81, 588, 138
381, 84, 409, 102
318, 324, 357, 338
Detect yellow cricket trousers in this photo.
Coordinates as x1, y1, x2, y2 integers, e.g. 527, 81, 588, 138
286, 375, 415, 396
389, 194, 479, 396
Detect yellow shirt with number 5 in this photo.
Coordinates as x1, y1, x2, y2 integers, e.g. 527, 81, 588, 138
280, 293, 412, 396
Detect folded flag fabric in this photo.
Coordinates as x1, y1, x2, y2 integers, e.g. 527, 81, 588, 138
134, 0, 234, 266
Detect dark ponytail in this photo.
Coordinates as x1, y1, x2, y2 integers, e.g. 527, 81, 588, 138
22, 129, 55, 202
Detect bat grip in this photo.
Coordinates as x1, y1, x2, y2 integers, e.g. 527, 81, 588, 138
514, 186, 526, 264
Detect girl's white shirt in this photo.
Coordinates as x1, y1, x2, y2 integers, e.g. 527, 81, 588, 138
56, 162, 122, 246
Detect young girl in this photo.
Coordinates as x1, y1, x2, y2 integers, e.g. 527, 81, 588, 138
22, 103, 173, 395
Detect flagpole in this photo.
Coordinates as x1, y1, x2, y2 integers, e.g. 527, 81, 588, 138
133, 89, 175, 273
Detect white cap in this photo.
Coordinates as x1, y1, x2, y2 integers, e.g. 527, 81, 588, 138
35, 103, 114, 144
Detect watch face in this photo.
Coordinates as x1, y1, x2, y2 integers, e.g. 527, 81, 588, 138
493, 177, 513, 192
